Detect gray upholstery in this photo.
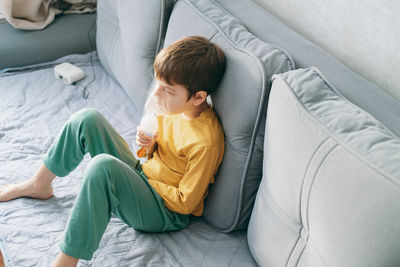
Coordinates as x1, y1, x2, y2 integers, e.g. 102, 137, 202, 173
248, 67, 400, 267
254, 0, 400, 102
0, 14, 96, 70
2, 0, 399, 265
214, 0, 400, 139
96, 0, 174, 111
160, 0, 293, 232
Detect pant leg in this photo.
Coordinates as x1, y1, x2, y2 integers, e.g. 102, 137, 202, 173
59, 154, 189, 260
43, 108, 140, 177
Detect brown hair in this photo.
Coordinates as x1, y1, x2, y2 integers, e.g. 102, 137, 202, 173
154, 36, 226, 100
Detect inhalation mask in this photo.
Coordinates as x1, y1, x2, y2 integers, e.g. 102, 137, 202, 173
136, 81, 166, 158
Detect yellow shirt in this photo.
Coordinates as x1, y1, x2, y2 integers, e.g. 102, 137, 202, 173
142, 106, 225, 216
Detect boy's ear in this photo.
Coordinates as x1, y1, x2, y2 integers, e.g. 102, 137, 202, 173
192, 91, 208, 106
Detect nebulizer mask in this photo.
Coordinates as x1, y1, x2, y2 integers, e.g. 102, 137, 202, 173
136, 82, 167, 159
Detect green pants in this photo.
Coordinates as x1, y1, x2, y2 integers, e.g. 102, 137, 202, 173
42, 108, 189, 260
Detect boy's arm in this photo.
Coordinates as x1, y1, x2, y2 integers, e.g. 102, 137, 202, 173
147, 145, 222, 215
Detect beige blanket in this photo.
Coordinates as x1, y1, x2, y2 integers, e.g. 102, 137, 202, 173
0, 0, 96, 30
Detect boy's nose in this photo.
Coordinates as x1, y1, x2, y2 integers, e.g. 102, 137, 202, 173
154, 85, 163, 97
153, 85, 163, 103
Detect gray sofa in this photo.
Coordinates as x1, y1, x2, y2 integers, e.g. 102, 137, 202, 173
1, 0, 399, 266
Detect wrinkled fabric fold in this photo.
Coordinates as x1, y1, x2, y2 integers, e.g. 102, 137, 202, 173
0, 0, 96, 30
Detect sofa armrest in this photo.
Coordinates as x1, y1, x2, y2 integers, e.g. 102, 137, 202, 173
0, 13, 96, 69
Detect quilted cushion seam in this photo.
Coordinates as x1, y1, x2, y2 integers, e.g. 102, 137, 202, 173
290, 144, 339, 266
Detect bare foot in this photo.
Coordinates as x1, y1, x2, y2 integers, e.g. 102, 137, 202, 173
0, 180, 54, 202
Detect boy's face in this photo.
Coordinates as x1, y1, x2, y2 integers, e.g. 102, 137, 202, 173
154, 78, 194, 115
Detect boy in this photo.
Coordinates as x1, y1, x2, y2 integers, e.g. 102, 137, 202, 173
0, 36, 226, 267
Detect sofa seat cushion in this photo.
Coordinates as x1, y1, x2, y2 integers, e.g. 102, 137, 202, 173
248, 67, 400, 266
159, 0, 294, 232
0, 14, 96, 70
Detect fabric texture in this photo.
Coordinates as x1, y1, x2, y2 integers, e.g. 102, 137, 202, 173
96, 0, 174, 111
0, 53, 257, 266
159, 0, 293, 232
0, 0, 96, 30
253, 0, 400, 102
248, 67, 400, 267
143, 107, 225, 216
215, 0, 400, 138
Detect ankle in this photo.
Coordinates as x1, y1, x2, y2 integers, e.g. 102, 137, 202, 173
30, 163, 57, 188
52, 252, 79, 267
30, 179, 52, 190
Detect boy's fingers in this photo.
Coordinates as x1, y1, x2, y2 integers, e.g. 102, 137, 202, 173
137, 128, 152, 139
142, 133, 152, 139
137, 135, 154, 146
136, 126, 156, 148
136, 135, 149, 144
136, 139, 150, 149
138, 134, 152, 142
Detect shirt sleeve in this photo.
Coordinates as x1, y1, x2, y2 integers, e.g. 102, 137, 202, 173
147, 145, 221, 215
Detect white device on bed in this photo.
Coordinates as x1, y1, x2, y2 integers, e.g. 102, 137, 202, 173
54, 62, 86, 84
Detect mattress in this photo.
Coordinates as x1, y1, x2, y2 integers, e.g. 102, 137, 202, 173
0, 52, 256, 266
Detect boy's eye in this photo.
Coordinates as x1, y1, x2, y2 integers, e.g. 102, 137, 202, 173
164, 88, 173, 95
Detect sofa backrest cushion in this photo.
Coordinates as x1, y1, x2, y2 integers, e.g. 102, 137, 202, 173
214, 0, 400, 139
96, 0, 174, 111
161, 0, 294, 232
248, 67, 400, 266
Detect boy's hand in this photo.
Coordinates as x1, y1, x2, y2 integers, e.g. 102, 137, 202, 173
136, 126, 158, 152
